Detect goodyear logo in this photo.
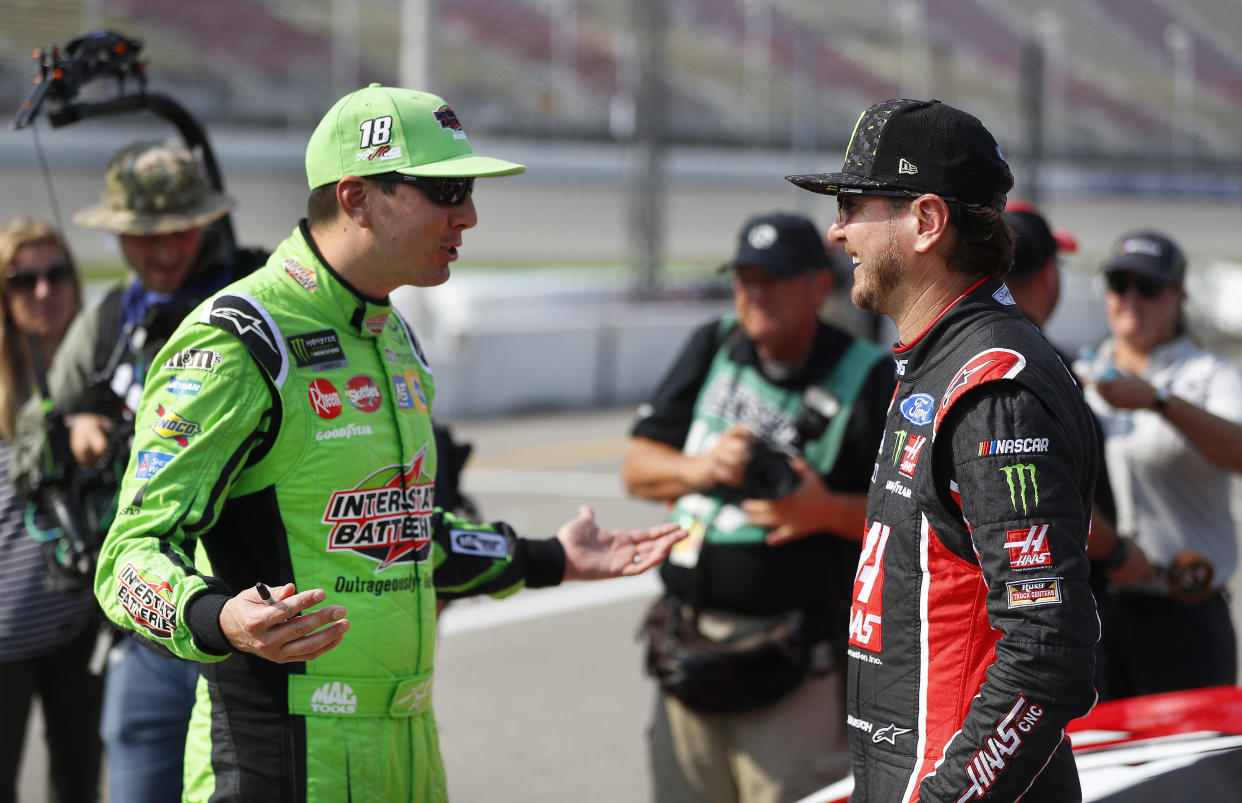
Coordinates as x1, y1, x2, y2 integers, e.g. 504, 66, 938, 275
151, 405, 201, 447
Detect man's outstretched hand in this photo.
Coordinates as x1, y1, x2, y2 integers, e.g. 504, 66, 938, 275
556, 505, 686, 581
219, 583, 350, 664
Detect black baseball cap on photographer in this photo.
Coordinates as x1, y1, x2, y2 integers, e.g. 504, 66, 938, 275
720, 212, 830, 278
786, 98, 1014, 211
1103, 230, 1186, 286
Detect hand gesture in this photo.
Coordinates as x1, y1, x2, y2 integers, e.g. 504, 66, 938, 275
219, 583, 349, 663
1093, 372, 1158, 411
68, 412, 114, 467
742, 459, 833, 546
556, 505, 687, 580
690, 424, 754, 490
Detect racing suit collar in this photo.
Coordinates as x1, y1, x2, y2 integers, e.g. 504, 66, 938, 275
891, 277, 1019, 378
297, 219, 394, 340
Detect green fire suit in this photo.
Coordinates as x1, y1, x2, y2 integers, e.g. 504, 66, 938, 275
94, 222, 566, 802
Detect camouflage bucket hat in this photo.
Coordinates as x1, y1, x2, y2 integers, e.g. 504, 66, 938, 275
72, 140, 235, 235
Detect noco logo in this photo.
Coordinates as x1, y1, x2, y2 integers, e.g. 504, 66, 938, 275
151, 405, 201, 447
308, 379, 343, 419
1000, 463, 1039, 514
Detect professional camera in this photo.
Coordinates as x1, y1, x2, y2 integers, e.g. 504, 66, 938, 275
717, 386, 841, 503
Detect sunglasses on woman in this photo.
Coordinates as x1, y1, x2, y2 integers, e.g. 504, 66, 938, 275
6, 261, 74, 291
1106, 273, 1165, 299
369, 173, 474, 207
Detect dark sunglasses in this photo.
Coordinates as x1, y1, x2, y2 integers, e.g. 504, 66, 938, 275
835, 188, 959, 223
6, 261, 74, 291
369, 173, 474, 207
1106, 273, 1165, 299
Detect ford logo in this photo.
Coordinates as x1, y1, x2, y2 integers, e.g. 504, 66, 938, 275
899, 393, 935, 427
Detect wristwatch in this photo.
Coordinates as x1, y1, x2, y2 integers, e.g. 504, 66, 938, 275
1150, 385, 1172, 414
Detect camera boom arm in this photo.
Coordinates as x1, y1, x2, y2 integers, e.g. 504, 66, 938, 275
12, 29, 234, 246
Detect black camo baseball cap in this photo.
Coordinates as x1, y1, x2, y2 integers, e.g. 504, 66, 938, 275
786, 99, 1013, 211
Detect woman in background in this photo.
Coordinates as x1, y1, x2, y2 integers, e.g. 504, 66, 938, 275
0, 216, 101, 803
1083, 229, 1242, 698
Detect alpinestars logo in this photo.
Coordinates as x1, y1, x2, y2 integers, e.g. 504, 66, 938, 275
322, 446, 435, 571
310, 681, 356, 714
1004, 524, 1051, 570
872, 723, 912, 745
937, 349, 1027, 431
209, 307, 275, 351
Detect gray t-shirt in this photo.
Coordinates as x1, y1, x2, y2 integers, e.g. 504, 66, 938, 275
1085, 334, 1242, 590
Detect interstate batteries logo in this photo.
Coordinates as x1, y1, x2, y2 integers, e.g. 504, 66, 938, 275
322, 446, 435, 571
116, 562, 177, 638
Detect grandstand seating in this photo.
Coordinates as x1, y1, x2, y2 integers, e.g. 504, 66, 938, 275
0, 0, 1238, 164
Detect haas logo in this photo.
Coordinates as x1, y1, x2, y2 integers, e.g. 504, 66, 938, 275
1005, 525, 1051, 570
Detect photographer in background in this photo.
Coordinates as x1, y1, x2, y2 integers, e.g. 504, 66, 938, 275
621, 211, 893, 803
0, 217, 100, 802
13, 140, 265, 803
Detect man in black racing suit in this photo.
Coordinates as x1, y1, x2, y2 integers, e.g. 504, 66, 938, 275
787, 98, 1099, 801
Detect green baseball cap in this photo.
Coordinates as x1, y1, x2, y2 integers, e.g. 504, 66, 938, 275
305, 83, 526, 189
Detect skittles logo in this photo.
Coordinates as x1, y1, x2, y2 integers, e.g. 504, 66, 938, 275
346, 375, 382, 413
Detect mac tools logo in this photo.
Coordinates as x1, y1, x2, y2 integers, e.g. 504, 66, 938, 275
322, 446, 436, 571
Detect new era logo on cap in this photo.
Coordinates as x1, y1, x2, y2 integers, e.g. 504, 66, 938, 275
785, 98, 1012, 210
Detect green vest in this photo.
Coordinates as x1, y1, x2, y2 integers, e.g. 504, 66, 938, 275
670, 318, 887, 546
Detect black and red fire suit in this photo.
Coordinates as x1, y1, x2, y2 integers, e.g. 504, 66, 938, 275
846, 278, 1099, 802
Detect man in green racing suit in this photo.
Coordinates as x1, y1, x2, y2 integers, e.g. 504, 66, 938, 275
93, 83, 684, 802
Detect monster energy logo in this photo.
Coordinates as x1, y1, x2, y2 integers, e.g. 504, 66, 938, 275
1000, 464, 1039, 514
286, 329, 346, 370
892, 430, 908, 466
